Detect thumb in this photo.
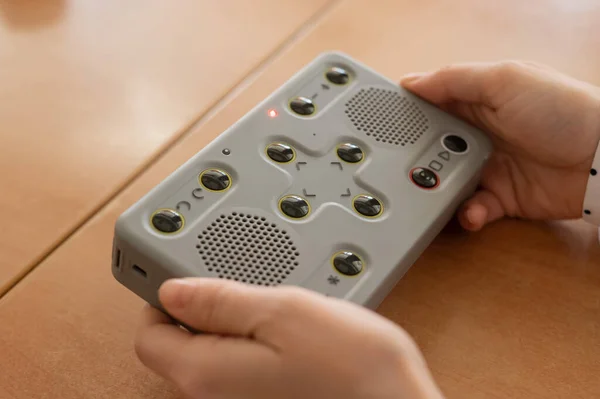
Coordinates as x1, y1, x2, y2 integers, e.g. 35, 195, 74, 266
458, 189, 505, 231
158, 278, 316, 342
159, 278, 276, 338
400, 62, 503, 107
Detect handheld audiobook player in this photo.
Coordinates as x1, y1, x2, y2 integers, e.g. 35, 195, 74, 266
112, 52, 492, 310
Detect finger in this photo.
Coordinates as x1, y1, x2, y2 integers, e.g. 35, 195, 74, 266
141, 302, 173, 324
135, 304, 279, 398
442, 100, 501, 133
174, 338, 279, 398
400, 62, 504, 107
458, 190, 505, 231
135, 304, 193, 382
158, 278, 303, 342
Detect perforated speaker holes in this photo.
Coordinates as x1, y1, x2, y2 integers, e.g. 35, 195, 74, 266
196, 212, 300, 286
345, 87, 429, 146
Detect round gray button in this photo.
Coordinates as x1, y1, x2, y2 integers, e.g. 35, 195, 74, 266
333, 251, 363, 276
443, 135, 468, 153
200, 169, 231, 191
289, 96, 315, 116
267, 143, 295, 163
353, 195, 383, 217
337, 143, 364, 163
151, 209, 184, 233
280, 195, 310, 218
411, 168, 438, 189
326, 66, 350, 85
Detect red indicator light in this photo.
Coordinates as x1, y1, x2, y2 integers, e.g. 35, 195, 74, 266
268, 109, 278, 118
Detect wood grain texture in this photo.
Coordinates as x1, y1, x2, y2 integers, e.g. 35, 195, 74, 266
0, 0, 333, 293
1, 0, 600, 397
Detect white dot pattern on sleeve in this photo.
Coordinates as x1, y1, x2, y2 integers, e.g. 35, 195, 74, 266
582, 140, 600, 225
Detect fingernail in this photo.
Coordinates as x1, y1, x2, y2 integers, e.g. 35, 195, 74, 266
466, 208, 477, 226
466, 207, 487, 231
160, 279, 196, 308
400, 72, 427, 85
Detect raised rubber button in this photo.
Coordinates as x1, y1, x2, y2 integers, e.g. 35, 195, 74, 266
337, 143, 364, 163
280, 195, 310, 218
289, 96, 315, 116
200, 169, 231, 191
151, 209, 184, 233
411, 167, 438, 189
443, 135, 468, 153
353, 195, 383, 217
326, 66, 350, 85
332, 251, 363, 276
267, 143, 295, 163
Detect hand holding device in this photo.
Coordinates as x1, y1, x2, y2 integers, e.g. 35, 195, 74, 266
402, 61, 600, 231
135, 278, 446, 399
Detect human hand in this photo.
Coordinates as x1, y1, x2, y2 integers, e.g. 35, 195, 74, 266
135, 278, 445, 399
401, 61, 600, 231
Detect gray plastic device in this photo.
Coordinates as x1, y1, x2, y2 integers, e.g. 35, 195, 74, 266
112, 51, 492, 311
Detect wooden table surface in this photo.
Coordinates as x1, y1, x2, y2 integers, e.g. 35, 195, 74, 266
0, 0, 333, 294
1, 0, 600, 398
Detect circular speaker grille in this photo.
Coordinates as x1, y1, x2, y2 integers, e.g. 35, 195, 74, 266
196, 212, 299, 286
345, 87, 429, 146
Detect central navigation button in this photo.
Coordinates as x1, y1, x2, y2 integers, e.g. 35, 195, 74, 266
267, 143, 295, 163
337, 143, 364, 163
353, 195, 383, 217
279, 195, 310, 219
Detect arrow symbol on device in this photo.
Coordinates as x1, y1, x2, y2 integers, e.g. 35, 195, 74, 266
303, 188, 316, 197
438, 151, 450, 161
296, 161, 307, 171
341, 188, 351, 197
330, 161, 343, 171
321, 84, 330, 90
